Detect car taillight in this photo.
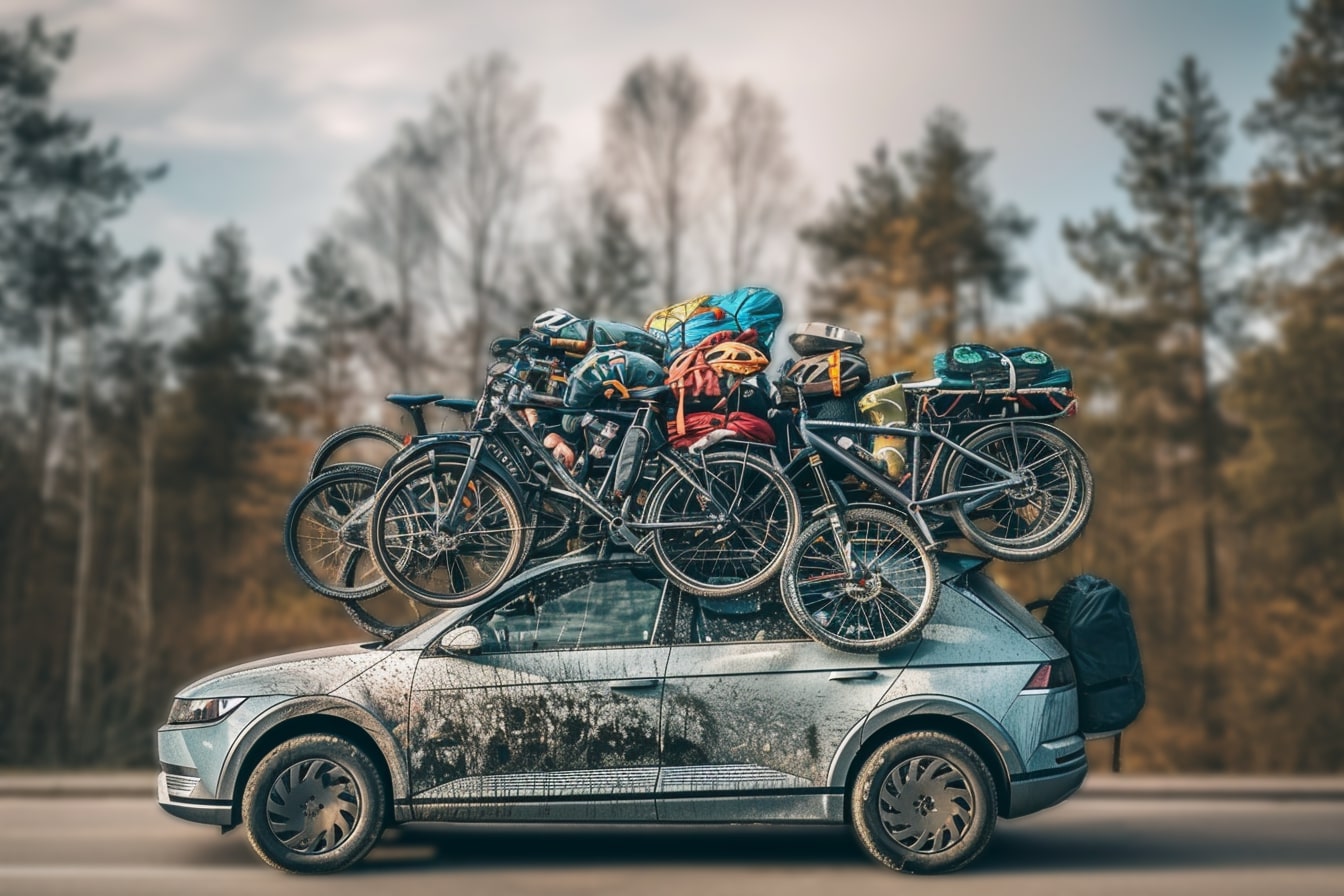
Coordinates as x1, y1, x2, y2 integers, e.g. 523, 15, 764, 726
1024, 660, 1075, 690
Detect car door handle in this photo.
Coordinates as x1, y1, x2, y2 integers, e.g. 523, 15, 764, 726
829, 670, 878, 681
609, 678, 659, 690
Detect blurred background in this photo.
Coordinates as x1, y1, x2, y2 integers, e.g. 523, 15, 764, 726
0, 0, 1340, 773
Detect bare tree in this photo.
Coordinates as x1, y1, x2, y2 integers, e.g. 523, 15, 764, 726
710, 82, 809, 287
404, 54, 550, 373
605, 57, 708, 304
339, 136, 440, 393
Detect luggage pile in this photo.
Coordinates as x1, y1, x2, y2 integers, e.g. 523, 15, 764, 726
286, 285, 1100, 653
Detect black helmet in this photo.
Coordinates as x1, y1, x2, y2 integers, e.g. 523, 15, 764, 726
786, 350, 870, 400
564, 348, 665, 408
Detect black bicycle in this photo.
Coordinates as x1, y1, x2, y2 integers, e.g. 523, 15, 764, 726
366, 370, 801, 608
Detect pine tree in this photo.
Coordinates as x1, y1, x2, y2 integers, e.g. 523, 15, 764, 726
281, 236, 376, 434
901, 110, 1032, 347
1245, 0, 1344, 241
1063, 56, 1247, 766
166, 226, 274, 595
801, 113, 1031, 371
800, 144, 915, 369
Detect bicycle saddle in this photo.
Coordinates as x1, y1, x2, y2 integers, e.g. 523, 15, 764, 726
435, 397, 477, 413
386, 393, 445, 410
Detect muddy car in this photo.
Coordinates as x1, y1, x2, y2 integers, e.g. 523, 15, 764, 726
157, 553, 1087, 874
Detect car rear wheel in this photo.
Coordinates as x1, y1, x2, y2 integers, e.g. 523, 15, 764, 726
242, 733, 387, 873
850, 730, 997, 874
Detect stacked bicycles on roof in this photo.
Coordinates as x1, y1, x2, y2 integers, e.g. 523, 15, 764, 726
285, 285, 1093, 652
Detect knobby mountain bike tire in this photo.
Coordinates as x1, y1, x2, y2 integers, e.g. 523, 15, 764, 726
644, 449, 800, 598
781, 506, 939, 653
940, 421, 1093, 561
308, 424, 403, 481
284, 463, 389, 602
368, 454, 527, 607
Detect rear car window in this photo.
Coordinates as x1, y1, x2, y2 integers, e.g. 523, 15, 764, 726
957, 570, 1053, 639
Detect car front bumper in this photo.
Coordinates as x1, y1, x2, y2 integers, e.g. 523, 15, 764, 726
156, 770, 234, 826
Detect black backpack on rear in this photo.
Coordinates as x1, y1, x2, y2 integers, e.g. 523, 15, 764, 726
1041, 574, 1145, 736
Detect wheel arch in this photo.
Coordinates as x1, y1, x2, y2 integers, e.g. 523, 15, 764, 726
220, 697, 409, 826
829, 697, 1023, 821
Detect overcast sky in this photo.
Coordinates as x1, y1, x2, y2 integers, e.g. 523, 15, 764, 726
23, 0, 1299, 329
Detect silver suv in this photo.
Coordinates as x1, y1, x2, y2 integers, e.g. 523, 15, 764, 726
157, 553, 1086, 874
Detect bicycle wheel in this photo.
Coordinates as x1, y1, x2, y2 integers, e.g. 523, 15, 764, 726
284, 463, 388, 601
781, 507, 939, 653
941, 421, 1093, 562
343, 591, 441, 642
644, 449, 800, 598
308, 424, 403, 480
528, 492, 578, 558
368, 454, 526, 607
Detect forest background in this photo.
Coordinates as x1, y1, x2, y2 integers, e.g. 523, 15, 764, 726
1, 0, 1342, 772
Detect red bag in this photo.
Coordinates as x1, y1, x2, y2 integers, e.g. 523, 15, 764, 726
667, 410, 775, 451
665, 329, 762, 436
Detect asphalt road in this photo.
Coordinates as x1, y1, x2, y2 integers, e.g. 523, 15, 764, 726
1, 794, 1342, 896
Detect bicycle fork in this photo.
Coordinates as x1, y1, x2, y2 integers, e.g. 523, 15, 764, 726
805, 454, 863, 581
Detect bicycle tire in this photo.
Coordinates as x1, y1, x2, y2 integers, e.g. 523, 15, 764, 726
284, 463, 389, 602
644, 449, 800, 598
368, 454, 527, 607
781, 506, 939, 653
343, 591, 441, 642
308, 424, 403, 480
941, 421, 1093, 561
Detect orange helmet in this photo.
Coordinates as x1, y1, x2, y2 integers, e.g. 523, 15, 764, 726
704, 341, 769, 376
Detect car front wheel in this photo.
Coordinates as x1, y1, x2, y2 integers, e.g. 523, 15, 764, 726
242, 733, 387, 873
850, 730, 997, 874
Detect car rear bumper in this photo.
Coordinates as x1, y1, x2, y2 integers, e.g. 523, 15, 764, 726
1003, 753, 1088, 818
156, 771, 233, 827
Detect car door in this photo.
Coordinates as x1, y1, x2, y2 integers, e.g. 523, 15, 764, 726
408, 560, 670, 821
657, 588, 916, 822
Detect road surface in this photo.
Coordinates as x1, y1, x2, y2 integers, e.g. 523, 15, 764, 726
0, 792, 1341, 895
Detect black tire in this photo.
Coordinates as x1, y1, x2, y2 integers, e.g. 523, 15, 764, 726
942, 421, 1093, 562
308, 424, 403, 480
850, 730, 997, 874
644, 450, 800, 598
528, 493, 578, 557
781, 507, 938, 653
368, 454, 526, 607
242, 733, 388, 874
284, 463, 388, 602
342, 589, 442, 641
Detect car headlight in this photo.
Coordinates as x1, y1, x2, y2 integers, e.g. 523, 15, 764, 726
167, 696, 246, 725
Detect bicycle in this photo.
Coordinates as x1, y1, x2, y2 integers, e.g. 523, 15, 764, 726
366, 367, 801, 608
285, 347, 577, 637
779, 370, 1093, 563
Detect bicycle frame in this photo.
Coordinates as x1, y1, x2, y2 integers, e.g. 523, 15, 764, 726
783, 413, 1033, 548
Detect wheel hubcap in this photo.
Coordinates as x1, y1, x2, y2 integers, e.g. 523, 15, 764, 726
876, 754, 975, 854
266, 758, 361, 855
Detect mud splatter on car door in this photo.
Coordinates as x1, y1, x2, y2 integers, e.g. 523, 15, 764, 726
657, 590, 916, 822
407, 563, 671, 821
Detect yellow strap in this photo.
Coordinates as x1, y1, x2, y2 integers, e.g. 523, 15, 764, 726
828, 350, 843, 397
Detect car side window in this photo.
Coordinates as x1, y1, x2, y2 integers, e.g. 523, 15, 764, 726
473, 565, 665, 652
673, 585, 807, 644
